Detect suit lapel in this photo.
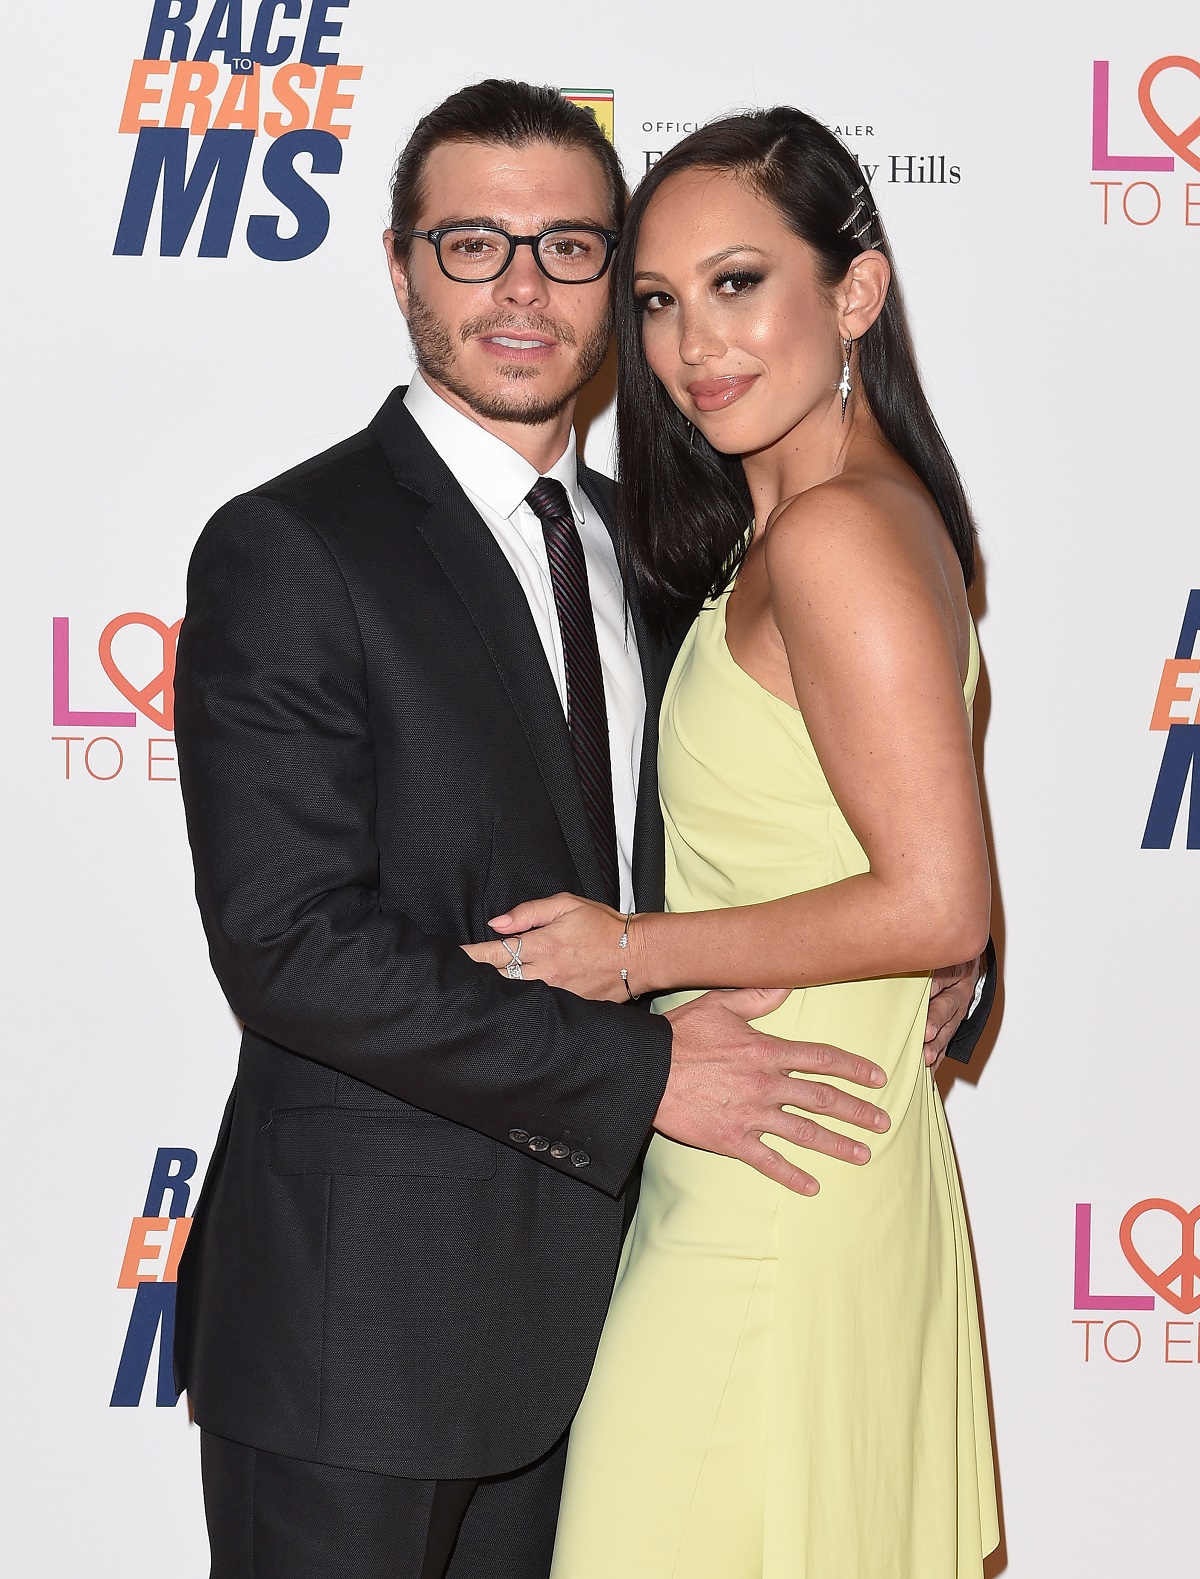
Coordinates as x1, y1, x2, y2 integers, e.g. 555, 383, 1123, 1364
369, 391, 608, 902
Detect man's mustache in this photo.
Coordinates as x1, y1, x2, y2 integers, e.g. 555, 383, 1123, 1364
459, 314, 577, 348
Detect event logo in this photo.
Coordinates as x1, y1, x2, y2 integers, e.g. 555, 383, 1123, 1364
1091, 58, 1200, 226
1142, 590, 1200, 849
52, 613, 180, 782
1073, 1199, 1200, 1364
114, 0, 362, 259
562, 89, 614, 143
111, 1148, 197, 1407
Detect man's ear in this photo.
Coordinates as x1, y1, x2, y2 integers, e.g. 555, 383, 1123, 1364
836, 249, 890, 342
383, 229, 411, 318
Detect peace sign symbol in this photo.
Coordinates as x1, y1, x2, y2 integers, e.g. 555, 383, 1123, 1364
1120, 1199, 1200, 1314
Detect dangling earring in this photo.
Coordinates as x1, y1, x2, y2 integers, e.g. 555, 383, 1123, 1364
837, 336, 853, 421
687, 421, 698, 450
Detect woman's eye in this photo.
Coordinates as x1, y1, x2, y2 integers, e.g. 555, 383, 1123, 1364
636, 291, 672, 313
714, 270, 763, 295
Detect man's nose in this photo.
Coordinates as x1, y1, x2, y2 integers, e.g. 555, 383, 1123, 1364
491, 241, 552, 309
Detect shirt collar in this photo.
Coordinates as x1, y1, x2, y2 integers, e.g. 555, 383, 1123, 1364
404, 370, 585, 525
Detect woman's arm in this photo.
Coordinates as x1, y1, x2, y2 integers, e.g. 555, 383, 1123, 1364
632, 486, 990, 991
470, 485, 990, 1000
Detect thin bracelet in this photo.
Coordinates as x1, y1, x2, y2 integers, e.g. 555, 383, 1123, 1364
617, 909, 639, 1001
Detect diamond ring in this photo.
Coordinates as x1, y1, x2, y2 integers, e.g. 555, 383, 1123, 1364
502, 936, 523, 981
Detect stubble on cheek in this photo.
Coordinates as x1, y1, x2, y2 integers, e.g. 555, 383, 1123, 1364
404, 286, 460, 387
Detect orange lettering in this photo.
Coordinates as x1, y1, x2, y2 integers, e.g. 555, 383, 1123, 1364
117, 1218, 170, 1288
1164, 1320, 1194, 1362
1090, 180, 1122, 224
1150, 658, 1200, 730
165, 61, 221, 136
147, 737, 177, 782
265, 63, 316, 137
213, 67, 261, 133
1187, 184, 1200, 226
119, 60, 172, 133
313, 65, 361, 140
163, 1218, 193, 1283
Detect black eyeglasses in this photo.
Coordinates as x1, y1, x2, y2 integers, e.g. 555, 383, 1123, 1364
410, 226, 619, 284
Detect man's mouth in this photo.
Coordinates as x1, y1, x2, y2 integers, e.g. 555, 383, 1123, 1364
483, 335, 556, 350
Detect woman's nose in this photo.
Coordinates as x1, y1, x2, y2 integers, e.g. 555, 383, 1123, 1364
677, 306, 724, 366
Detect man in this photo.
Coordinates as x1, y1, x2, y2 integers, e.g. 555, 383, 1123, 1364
174, 79, 991, 1579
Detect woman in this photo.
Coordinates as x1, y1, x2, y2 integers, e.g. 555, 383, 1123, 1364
469, 109, 999, 1577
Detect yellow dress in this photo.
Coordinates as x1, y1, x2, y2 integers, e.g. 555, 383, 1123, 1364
550, 586, 999, 1579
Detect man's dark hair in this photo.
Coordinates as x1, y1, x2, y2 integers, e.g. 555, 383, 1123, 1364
389, 79, 626, 260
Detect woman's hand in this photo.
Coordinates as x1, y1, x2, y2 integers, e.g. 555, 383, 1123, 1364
460, 893, 632, 1002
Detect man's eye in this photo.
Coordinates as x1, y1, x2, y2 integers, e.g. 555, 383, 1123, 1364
450, 236, 496, 256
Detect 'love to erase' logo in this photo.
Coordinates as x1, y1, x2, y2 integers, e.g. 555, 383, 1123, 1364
51, 613, 181, 784
1072, 1199, 1200, 1365
1091, 57, 1200, 227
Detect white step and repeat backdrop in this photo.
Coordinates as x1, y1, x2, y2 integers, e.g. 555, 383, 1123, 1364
3, 2, 1197, 1573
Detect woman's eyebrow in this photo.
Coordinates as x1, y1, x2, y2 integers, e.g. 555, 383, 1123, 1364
633, 244, 769, 282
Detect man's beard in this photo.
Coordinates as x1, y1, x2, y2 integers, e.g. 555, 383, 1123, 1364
406, 284, 611, 426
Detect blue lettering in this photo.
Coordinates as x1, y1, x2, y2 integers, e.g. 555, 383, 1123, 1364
195, 0, 245, 61
114, 128, 254, 258
300, 0, 349, 65
143, 1148, 198, 1218
1142, 724, 1200, 850
1173, 589, 1200, 661
144, 0, 199, 60
248, 129, 341, 260
250, 0, 300, 64
110, 1283, 181, 1407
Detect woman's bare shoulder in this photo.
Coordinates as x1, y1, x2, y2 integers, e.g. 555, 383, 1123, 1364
763, 470, 943, 598
761, 467, 969, 674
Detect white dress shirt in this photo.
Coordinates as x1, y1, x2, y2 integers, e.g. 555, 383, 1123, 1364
404, 372, 645, 912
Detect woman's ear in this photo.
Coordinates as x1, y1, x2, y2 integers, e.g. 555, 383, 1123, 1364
836, 249, 891, 341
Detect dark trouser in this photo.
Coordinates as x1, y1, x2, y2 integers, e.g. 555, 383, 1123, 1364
201, 1431, 568, 1579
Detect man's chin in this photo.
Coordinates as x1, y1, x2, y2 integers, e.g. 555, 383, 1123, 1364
428, 365, 579, 428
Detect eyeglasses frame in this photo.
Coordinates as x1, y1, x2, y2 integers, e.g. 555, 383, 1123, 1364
409, 225, 620, 284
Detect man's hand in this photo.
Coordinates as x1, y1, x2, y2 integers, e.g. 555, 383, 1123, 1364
657, 987, 890, 1197
924, 955, 984, 1072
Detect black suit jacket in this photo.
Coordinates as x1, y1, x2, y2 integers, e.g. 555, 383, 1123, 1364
173, 388, 675, 1479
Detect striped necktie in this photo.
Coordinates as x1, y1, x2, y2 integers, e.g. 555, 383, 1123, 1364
524, 477, 620, 908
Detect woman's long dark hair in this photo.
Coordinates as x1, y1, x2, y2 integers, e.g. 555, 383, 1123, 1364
615, 108, 976, 636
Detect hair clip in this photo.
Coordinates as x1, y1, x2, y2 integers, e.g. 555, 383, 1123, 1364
839, 185, 881, 250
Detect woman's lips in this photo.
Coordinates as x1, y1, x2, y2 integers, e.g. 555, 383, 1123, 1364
686, 374, 759, 412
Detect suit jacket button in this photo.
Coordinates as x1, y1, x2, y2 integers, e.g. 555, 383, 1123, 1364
549, 1142, 571, 1159
528, 1136, 550, 1152
509, 1129, 530, 1144
569, 1150, 591, 1168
